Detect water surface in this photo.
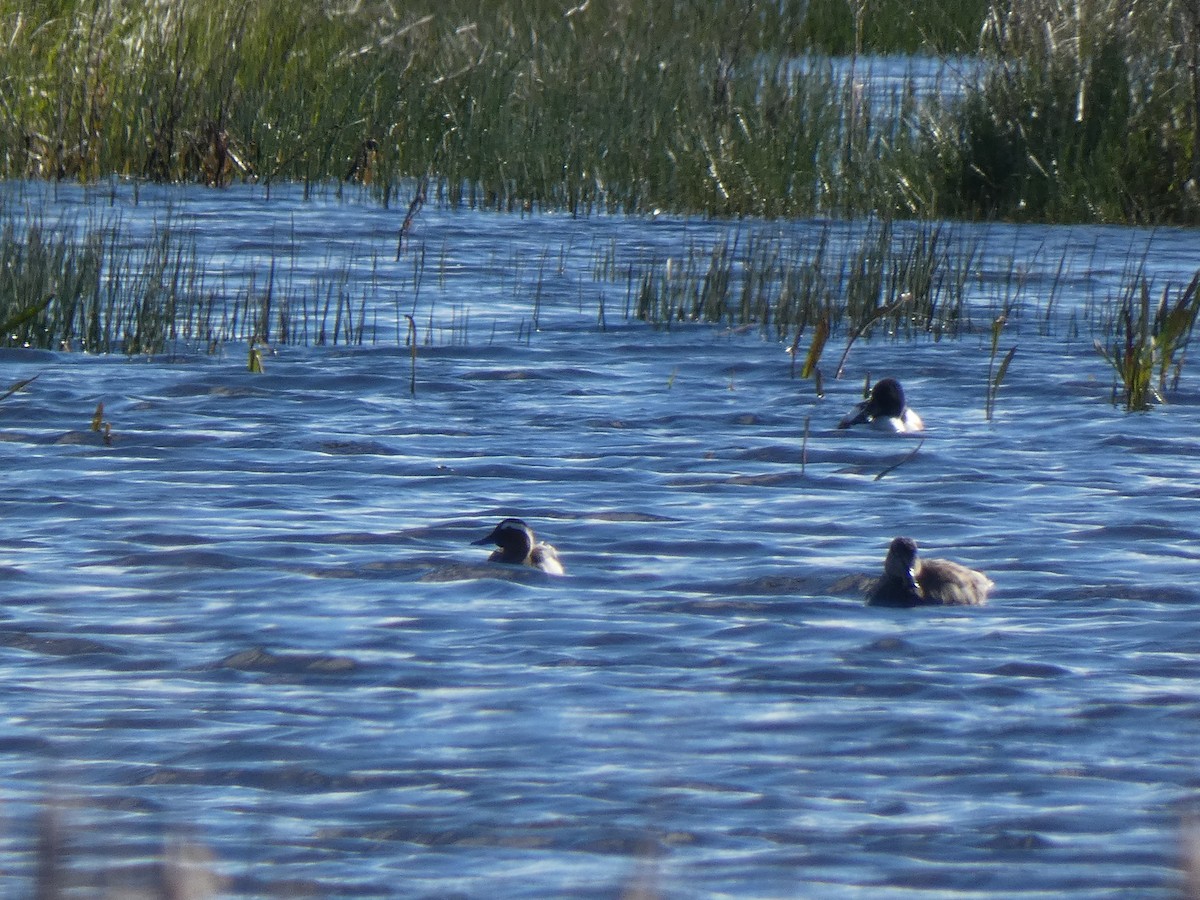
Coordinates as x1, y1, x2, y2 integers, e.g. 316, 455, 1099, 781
1, 184, 1199, 897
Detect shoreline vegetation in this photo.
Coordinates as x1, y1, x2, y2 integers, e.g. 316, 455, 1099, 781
1, 0, 1197, 225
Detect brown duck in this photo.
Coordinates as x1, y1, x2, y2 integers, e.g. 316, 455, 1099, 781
868, 537, 991, 607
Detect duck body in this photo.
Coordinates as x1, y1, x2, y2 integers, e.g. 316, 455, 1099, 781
838, 378, 924, 433
868, 537, 991, 607
473, 518, 565, 575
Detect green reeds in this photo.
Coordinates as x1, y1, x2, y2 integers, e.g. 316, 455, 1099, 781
0, 211, 212, 354
917, 0, 1197, 224
4, 0, 1192, 223
985, 315, 1016, 421
1095, 271, 1200, 410
0, 207, 381, 355
622, 219, 979, 341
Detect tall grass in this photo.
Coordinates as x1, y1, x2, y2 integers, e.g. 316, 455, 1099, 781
0, 213, 211, 354
622, 219, 978, 340
608, 218, 1200, 406
1, 0, 1195, 224
1095, 271, 1200, 410
0, 210, 370, 355
915, 0, 1200, 223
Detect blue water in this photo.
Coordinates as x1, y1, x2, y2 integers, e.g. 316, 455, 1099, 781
1, 183, 1199, 897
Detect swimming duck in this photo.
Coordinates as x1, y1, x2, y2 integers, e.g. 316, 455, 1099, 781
472, 518, 565, 575
868, 537, 992, 607
838, 378, 924, 432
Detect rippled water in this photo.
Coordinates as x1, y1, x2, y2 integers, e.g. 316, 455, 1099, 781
2, 183, 1200, 897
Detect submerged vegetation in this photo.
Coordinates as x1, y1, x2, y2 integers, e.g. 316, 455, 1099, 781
0, 0, 1197, 224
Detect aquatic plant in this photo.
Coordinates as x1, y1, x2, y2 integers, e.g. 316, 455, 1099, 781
834, 291, 913, 379
0, 2, 932, 202
1094, 271, 1200, 410
90, 400, 113, 445
0, 212, 204, 354
624, 219, 979, 341
798, 315, 831, 385
405, 313, 418, 398
0, 218, 97, 351
985, 315, 1016, 421
875, 438, 925, 481
0, 206, 374, 355
0, 376, 37, 403
801, 416, 811, 475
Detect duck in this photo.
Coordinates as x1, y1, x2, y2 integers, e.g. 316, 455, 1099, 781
472, 518, 565, 575
838, 378, 924, 432
868, 537, 992, 607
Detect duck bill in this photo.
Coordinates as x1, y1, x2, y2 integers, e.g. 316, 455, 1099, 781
837, 401, 870, 429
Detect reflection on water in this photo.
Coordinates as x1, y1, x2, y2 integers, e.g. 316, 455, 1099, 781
1, 184, 1199, 897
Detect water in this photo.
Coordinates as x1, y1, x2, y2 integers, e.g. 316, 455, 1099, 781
2, 183, 1199, 897
783, 53, 987, 106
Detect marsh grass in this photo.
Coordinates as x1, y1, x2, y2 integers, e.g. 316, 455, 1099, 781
607, 217, 1200, 411
834, 291, 912, 379
0, 1, 892, 213
1, 181, 1195, 418
3, 0, 1192, 224
917, 0, 1200, 224
623, 219, 980, 343
0, 208, 374, 355
405, 313, 418, 397
0, 213, 205, 354
1094, 271, 1200, 410
799, 316, 832, 383
89, 400, 113, 444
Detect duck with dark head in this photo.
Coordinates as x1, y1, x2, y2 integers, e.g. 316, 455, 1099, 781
473, 518, 565, 575
838, 378, 924, 433
868, 537, 991, 607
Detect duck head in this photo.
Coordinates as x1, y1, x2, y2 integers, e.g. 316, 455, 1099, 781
473, 517, 535, 564
883, 536, 922, 593
838, 378, 923, 432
